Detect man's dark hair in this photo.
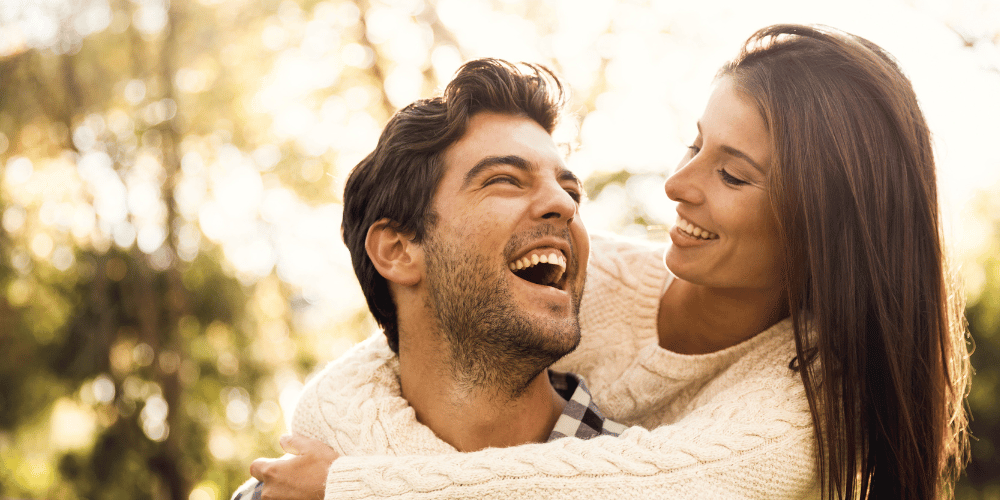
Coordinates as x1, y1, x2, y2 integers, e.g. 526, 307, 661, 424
342, 58, 567, 353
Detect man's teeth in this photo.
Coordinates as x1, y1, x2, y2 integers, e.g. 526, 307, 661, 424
508, 252, 566, 271
677, 217, 719, 240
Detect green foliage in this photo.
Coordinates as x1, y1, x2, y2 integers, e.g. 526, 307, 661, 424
958, 192, 1000, 498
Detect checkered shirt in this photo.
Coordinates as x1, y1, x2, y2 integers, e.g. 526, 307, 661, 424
546, 370, 627, 441
232, 480, 263, 500
232, 370, 623, 500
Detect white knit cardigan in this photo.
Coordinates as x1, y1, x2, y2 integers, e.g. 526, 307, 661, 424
290, 234, 819, 499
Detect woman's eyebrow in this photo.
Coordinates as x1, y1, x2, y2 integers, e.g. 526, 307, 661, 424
697, 121, 765, 174
720, 145, 765, 174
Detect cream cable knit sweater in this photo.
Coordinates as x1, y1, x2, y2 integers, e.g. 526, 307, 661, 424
290, 235, 819, 499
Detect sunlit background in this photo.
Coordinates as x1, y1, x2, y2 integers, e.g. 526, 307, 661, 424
1, 0, 998, 498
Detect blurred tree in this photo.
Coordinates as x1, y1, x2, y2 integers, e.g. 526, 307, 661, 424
0, 0, 252, 496
958, 189, 1000, 499
950, 24, 1000, 500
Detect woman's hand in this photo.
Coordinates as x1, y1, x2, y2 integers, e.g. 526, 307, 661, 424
249, 435, 339, 500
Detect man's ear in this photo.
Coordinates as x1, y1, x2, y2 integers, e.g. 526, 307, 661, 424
365, 219, 422, 287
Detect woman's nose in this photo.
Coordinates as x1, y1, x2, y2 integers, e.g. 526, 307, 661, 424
664, 161, 705, 205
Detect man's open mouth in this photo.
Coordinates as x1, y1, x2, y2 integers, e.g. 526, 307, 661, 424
508, 248, 567, 289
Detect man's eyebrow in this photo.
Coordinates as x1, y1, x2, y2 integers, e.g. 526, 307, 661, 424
461, 155, 533, 188
696, 121, 765, 174
557, 168, 582, 190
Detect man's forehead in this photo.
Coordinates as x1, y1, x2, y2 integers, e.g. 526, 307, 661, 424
440, 112, 571, 184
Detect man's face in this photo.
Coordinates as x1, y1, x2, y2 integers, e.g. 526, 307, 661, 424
421, 111, 589, 394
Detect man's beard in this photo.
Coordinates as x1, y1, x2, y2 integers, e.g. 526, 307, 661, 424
423, 227, 582, 400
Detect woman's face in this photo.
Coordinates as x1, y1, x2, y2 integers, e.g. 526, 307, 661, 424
663, 76, 784, 292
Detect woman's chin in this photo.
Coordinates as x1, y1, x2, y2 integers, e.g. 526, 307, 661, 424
663, 250, 700, 284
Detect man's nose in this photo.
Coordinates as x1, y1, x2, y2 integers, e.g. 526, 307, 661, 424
536, 181, 578, 224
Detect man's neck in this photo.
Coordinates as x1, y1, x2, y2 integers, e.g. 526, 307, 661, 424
397, 338, 567, 452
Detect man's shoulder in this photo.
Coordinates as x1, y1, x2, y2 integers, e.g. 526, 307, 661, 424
290, 333, 401, 444
308, 333, 397, 385
292, 331, 458, 457
298, 333, 400, 407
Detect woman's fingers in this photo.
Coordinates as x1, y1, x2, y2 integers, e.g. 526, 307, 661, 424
249, 456, 276, 482
246, 437, 339, 500
279, 434, 339, 461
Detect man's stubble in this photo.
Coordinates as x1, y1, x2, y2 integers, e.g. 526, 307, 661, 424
422, 224, 584, 401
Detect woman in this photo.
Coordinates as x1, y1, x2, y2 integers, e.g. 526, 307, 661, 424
250, 24, 969, 499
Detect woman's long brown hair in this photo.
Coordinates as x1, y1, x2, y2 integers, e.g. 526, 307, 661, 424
720, 25, 970, 499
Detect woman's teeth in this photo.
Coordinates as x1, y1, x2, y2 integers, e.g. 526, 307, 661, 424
677, 217, 719, 240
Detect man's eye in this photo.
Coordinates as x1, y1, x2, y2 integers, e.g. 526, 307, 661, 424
565, 189, 582, 203
485, 176, 519, 186
718, 168, 749, 187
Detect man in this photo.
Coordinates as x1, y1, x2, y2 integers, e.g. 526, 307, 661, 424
233, 58, 625, 500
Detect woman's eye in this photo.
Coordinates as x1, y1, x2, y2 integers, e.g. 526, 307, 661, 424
687, 144, 701, 155
718, 168, 749, 186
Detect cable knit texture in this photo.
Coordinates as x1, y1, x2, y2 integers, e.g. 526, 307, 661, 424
291, 234, 819, 499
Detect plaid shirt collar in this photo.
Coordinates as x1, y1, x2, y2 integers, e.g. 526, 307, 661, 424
547, 370, 627, 441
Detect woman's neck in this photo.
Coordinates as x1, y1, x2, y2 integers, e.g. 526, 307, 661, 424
657, 277, 788, 354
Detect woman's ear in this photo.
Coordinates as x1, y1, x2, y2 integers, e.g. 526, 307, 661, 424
365, 219, 422, 287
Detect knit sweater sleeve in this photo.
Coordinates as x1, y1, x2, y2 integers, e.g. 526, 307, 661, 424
320, 367, 817, 500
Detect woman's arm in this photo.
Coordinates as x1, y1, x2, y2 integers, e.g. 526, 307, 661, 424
282, 329, 818, 499
258, 341, 816, 500
316, 358, 816, 499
